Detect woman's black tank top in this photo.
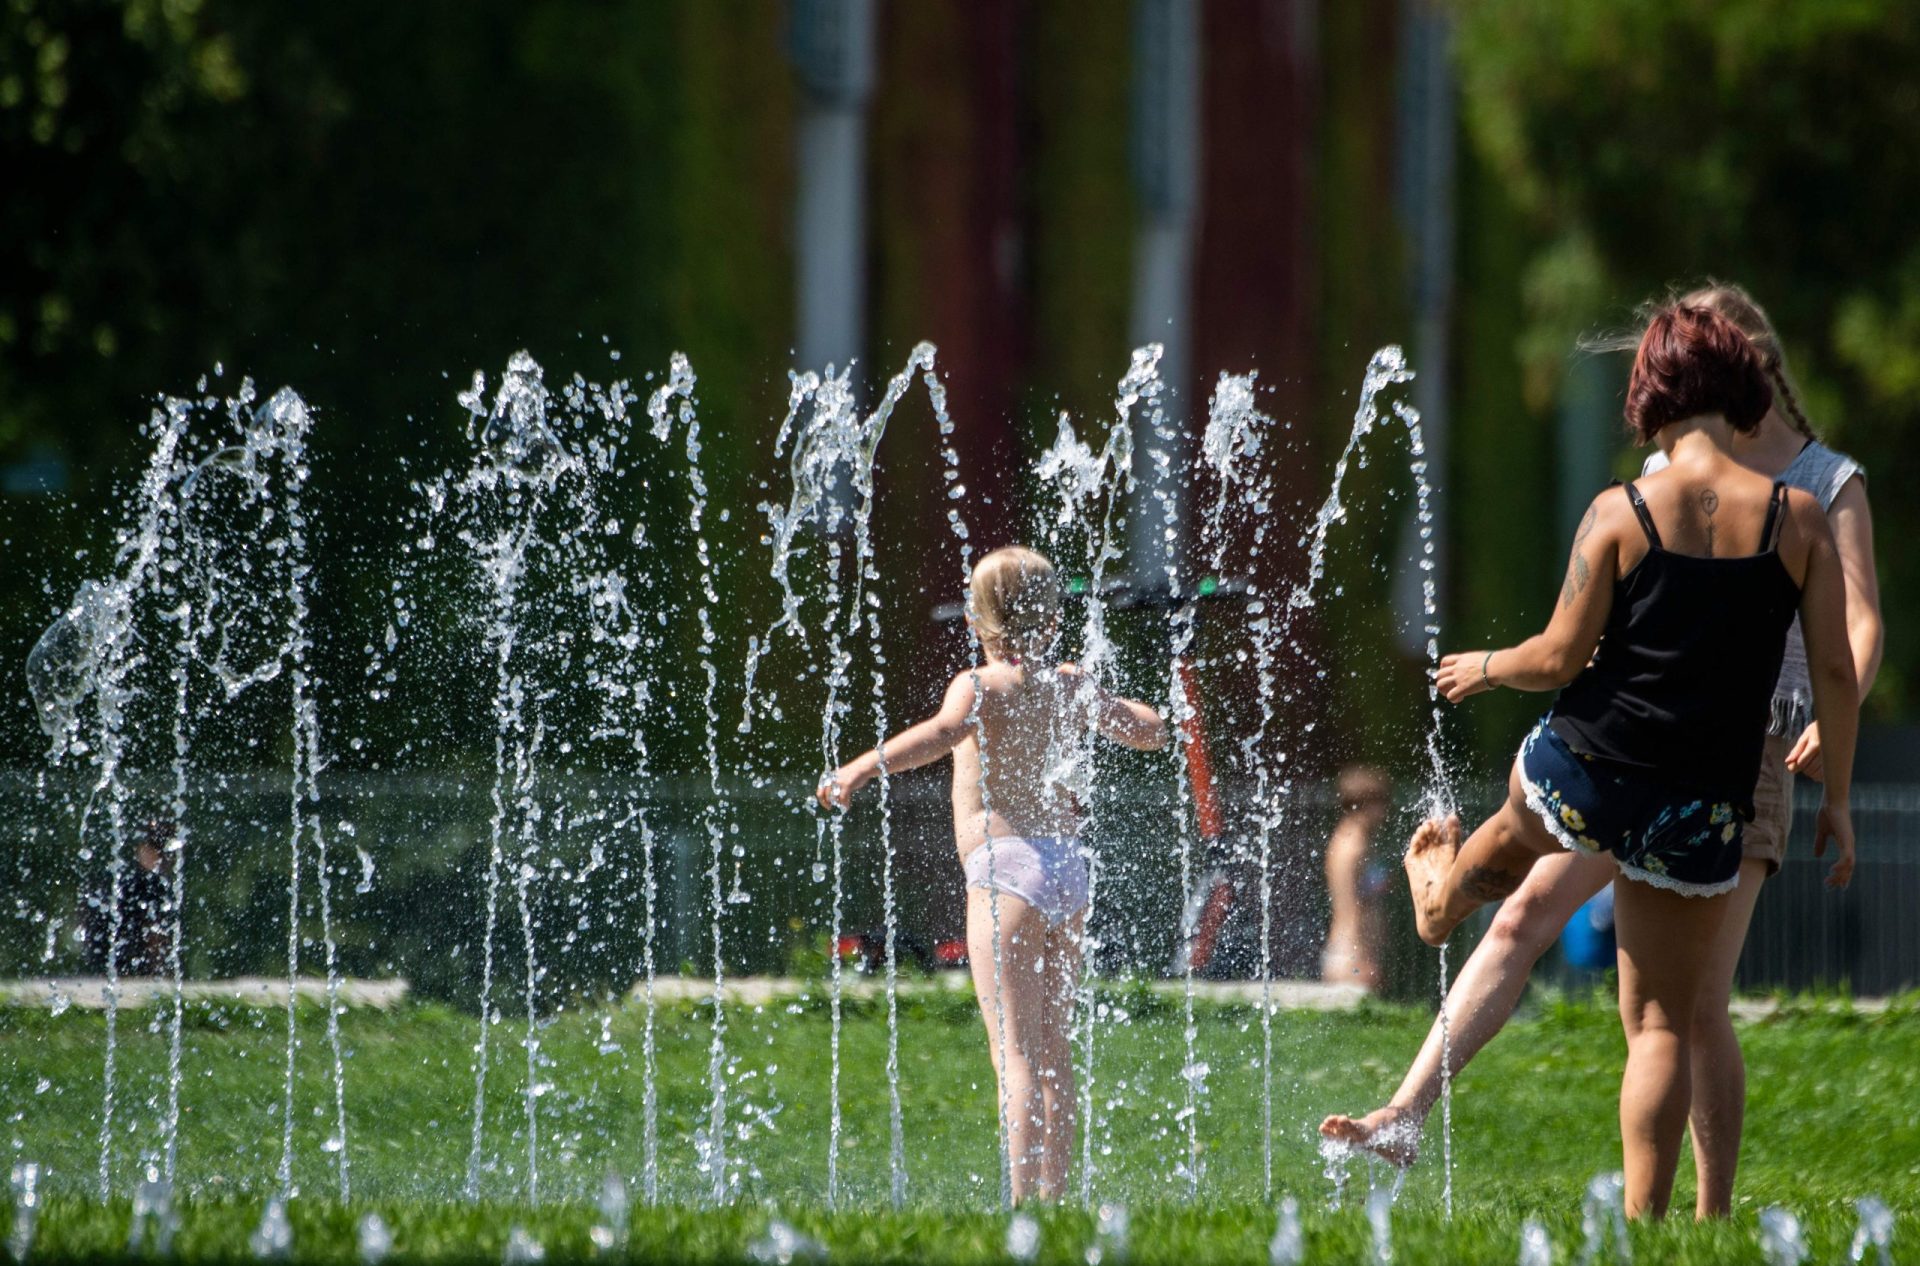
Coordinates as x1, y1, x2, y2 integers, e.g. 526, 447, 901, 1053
1549, 480, 1801, 812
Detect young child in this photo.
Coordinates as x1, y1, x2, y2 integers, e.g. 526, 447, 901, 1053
817, 545, 1167, 1202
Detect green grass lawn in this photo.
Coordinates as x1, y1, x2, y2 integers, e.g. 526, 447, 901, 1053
2, 984, 1916, 1262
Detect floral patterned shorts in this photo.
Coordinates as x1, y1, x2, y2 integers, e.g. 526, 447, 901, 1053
1517, 718, 1744, 898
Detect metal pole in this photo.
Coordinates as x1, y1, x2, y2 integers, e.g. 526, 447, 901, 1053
1558, 352, 1614, 542
790, 0, 877, 377
1127, 0, 1201, 578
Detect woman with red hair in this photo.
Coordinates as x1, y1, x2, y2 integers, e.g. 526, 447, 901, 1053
1322, 285, 1883, 1217
1391, 302, 1858, 1218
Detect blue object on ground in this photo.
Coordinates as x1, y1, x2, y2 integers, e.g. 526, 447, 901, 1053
1560, 884, 1616, 971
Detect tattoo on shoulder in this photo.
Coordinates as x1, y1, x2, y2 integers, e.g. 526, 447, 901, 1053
1460, 865, 1522, 902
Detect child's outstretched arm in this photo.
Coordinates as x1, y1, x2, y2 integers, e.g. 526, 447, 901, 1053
817, 672, 979, 808
1059, 664, 1168, 750
1099, 690, 1169, 751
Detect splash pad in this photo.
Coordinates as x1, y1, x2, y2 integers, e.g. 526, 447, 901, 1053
15, 337, 1768, 1263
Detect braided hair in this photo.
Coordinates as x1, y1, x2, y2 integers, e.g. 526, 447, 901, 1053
1762, 361, 1817, 441
1679, 281, 1818, 441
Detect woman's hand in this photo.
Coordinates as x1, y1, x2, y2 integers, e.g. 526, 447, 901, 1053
816, 762, 867, 810
1812, 797, 1855, 889
1785, 721, 1824, 781
1435, 651, 1498, 704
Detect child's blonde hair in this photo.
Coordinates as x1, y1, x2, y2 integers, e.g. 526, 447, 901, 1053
969, 546, 1061, 662
1677, 281, 1817, 440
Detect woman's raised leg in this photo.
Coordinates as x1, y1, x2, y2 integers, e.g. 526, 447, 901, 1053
1405, 758, 1567, 947
1321, 846, 1612, 1161
967, 885, 1051, 1203
1613, 877, 1732, 1218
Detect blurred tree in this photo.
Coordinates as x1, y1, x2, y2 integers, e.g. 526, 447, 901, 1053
1, 0, 252, 465
1452, 0, 1920, 720
0, 0, 765, 770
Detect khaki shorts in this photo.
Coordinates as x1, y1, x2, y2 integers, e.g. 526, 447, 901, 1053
1745, 734, 1795, 875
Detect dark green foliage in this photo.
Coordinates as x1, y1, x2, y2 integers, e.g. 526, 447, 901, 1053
1451, 0, 1920, 719
0, 0, 797, 774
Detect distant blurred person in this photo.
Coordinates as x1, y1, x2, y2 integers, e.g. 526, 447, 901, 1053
81, 818, 175, 977
1321, 765, 1393, 990
1320, 284, 1881, 1220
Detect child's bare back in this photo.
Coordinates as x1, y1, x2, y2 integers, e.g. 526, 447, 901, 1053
941, 659, 1162, 857
815, 546, 1165, 862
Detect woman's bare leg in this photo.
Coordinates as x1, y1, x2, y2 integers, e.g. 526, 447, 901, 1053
1034, 910, 1085, 1199
967, 886, 1050, 1202
1405, 759, 1565, 947
1321, 847, 1612, 1161
1614, 877, 1732, 1219
1686, 857, 1768, 1217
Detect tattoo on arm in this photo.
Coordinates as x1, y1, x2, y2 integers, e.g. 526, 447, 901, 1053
1560, 504, 1598, 608
1459, 865, 1522, 902
1573, 503, 1598, 549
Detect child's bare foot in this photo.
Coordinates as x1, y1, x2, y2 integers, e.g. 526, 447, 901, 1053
1404, 816, 1463, 946
1318, 1105, 1423, 1168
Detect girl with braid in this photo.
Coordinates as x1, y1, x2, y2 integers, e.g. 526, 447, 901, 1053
1324, 299, 1864, 1220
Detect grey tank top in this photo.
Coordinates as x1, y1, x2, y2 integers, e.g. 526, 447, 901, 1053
1641, 439, 1864, 736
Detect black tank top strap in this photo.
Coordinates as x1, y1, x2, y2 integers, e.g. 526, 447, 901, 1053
1550, 476, 1803, 814
1761, 480, 1788, 552
1621, 480, 1662, 549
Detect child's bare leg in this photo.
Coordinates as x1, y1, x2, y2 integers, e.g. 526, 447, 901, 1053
1615, 877, 1730, 1218
1033, 910, 1085, 1199
1406, 760, 1562, 946
967, 886, 1049, 1202
1322, 847, 1612, 1161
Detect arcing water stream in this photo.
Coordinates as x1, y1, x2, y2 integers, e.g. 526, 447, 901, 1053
15, 340, 1457, 1213
29, 380, 354, 1201
1033, 345, 1151, 1202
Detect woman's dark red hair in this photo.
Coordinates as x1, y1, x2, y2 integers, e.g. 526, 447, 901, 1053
1623, 303, 1773, 443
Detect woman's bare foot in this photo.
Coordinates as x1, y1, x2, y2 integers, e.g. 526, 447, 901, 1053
1404, 816, 1463, 946
1318, 1105, 1423, 1168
